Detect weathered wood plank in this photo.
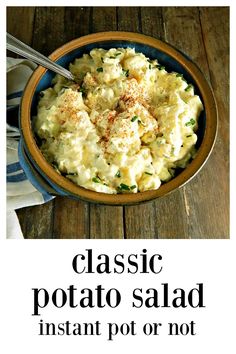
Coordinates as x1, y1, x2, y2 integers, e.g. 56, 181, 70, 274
90, 205, 124, 239
117, 7, 141, 32
152, 7, 207, 238
140, 7, 165, 40
163, 7, 210, 78
53, 197, 89, 239
160, 7, 229, 238
7, 6, 45, 238
48, 7, 92, 239
118, 7, 157, 238
155, 191, 189, 239
16, 200, 54, 239
16, 8, 66, 238
7, 7, 35, 45
89, 7, 124, 239
92, 7, 117, 32
199, 7, 229, 156
193, 7, 229, 238
32, 7, 66, 55
124, 203, 159, 239
64, 7, 91, 39
142, 7, 190, 239
14, 7, 91, 239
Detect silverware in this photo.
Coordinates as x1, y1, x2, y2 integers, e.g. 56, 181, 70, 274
7, 33, 75, 81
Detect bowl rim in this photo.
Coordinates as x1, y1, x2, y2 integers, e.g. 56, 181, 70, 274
20, 31, 218, 205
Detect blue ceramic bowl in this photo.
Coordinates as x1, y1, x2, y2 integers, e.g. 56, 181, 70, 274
19, 31, 217, 205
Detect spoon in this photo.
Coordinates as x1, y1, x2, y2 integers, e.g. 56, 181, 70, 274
7, 32, 75, 81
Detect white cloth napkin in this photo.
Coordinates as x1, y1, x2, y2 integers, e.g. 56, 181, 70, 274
6, 58, 53, 239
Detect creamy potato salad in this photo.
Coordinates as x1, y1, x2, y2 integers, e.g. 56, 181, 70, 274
34, 48, 203, 194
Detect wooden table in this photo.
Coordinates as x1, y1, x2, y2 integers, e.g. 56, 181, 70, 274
7, 6, 229, 239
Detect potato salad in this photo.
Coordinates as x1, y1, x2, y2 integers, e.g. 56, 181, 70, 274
34, 48, 203, 194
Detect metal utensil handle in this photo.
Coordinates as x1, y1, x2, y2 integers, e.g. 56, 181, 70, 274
7, 33, 75, 81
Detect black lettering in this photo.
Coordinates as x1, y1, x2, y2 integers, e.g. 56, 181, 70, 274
140, 249, 148, 273
114, 254, 125, 274
38, 319, 44, 335
188, 283, 205, 308
149, 254, 163, 274
58, 322, 65, 335
97, 254, 111, 274
162, 283, 170, 307
96, 285, 106, 308
46, 322, 56, 335
52, 288, 67, 308
106, 288, 121, 308
132, 288, 143, 308
32, 288, 49, 316
127, 254, 138, 274
87, 249, 94, 273
145, 288, 160, 308
172, 288, 187, 308
80, 288, 95, 308
67, 285, 77, 308
72, 254, 86, 274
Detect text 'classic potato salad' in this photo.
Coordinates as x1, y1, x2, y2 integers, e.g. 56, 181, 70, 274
34, 48, 203, 194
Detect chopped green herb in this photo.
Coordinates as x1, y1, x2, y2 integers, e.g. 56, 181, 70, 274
138, 120, 146, 127
185, 118, 196, 127
97, 67, 103, 72
123, 69, 129, 77
92, 177, 101, 183
79, 87, 86, 96
101, 57, 104, 63
115, 52, 122, 56
185, 84, 193, 92
186, 135, 192, 138
131, 115, 138, 122
145, 172, 153, 176
156, 65, 165, 70
149, 64, 152, 69
117, 183, 137, 192
52, 161, 59, 170
118, 183, 131, 191
109, 56, 116, 59
157, 127, 164, 135
59, 88, 66, 95
176, 73, 183, 78
156, 139, 164, 145
147, 59, 152, 63
168, 169, 175, 177
103, 183, 108, 186
115, 170, 121, 178
52, 162, 61, 175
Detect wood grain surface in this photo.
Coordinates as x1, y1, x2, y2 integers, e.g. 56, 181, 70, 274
7, 6, 229, 239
